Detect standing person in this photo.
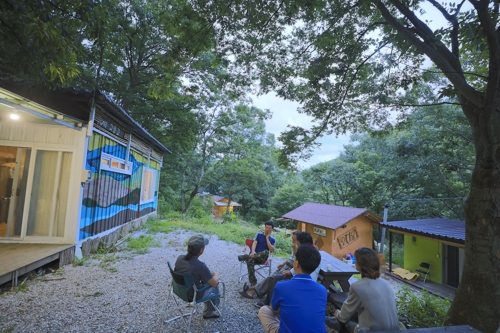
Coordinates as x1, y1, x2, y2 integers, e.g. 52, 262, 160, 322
326, 247, 400, 333
258, 244, 327, 333
238, 221, 276, 286
174, 234, 221, 319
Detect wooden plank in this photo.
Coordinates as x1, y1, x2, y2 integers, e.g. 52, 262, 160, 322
34, 126, 48, 143
0, 243, 74, 277
376, 325, 480, 333
23, 124, 35, 142
47, 126, 61, 144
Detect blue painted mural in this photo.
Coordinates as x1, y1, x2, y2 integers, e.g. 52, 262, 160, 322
79, 133, 159, 240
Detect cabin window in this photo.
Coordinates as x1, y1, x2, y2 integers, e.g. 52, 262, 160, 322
141, 168, 156, 204
100, 152, 132, 175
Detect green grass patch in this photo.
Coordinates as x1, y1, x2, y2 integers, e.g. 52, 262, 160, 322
99, 262, 118, 273
144, 216, 293, 257
72, 257, 86, 267
15, 281, 29, 293
126, 234, 155, 254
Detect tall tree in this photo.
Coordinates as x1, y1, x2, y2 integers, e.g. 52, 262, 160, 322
0, 0, 106, 87
204, 104, 278, 219
195, 0, 500, 330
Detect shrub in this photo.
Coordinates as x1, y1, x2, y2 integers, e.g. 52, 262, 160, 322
396, 286, 451, 329
384, 241, 404, 267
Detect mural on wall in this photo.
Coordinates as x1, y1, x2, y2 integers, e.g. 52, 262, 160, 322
79, 133, 159, 240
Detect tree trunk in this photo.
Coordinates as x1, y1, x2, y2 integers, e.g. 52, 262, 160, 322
446, 101, 500, 333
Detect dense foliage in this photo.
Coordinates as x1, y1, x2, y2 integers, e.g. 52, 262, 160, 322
396, 286, 451, 329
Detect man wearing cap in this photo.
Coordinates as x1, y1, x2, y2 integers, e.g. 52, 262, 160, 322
174, 234, 221, 319
238, 221, 276, 286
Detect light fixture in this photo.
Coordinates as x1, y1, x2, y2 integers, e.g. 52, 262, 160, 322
10, 112, 19, 120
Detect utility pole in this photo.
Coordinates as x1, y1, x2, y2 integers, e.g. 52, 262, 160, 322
379, 203, 389, 253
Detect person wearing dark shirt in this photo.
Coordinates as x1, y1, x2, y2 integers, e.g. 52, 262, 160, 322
258, 244, 328, 333
238, 221, 276, 286
174, 234, 221, 319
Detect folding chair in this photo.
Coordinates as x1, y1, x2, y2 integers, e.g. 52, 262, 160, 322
164, 262, 225, 333
415, 262, 431, 283
238, 238, 273, 282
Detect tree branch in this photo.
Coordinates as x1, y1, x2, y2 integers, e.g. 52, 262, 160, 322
374, 0, 484, 107
470, 0, 500, 108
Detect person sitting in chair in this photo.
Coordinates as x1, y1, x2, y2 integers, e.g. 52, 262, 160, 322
174, 234, 221, 319
258, 244, 327, 333
325, 247, 400, 333
240, 231, 320, 309
238, 221, 276, 286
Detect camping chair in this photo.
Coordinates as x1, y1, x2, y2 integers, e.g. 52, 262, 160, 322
415, 262, 431, 283
238, 238, 273, 282
164, 262, 225, 333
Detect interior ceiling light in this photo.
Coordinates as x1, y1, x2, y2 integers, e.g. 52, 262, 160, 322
10, 112, 19, 120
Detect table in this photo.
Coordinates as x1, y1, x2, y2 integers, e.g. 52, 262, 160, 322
318, 250, 359, 292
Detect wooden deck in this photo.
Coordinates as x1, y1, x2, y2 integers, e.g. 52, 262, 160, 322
0, 243, 74, 287
385, 271, 457, 300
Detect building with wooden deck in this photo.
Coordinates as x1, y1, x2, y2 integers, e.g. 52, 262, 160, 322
380, 218, 465, 289
283, 202, 382, 259
0, 82, 170, 285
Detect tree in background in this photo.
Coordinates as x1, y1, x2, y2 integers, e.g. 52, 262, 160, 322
268, 176, 312, 222
195, 0, 500, 330
0, 0, 103, 87
304, 103, 473, 222
203, 105, 287, 222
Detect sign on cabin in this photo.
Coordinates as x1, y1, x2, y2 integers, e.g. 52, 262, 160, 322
338, 227, 359, 249
97, 118, 125, 138
313, 226, 326, 237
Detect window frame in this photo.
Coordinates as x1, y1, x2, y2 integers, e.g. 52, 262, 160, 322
140, 167, 157, 204
100, 152, 132, 175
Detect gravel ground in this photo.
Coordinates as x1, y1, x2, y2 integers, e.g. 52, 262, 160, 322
0, 230, 404, 333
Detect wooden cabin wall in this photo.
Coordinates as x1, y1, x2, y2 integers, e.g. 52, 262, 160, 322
0, 122, 85, 244
298, 217, 374, 260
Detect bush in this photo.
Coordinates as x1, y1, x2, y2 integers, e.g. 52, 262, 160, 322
396, 286, 451, 329
222, 212, 241, 224
384, 241, 404, 267
187, 196, 211, 218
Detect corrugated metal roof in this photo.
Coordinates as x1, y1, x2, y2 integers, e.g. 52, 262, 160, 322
212, 195, 225, 202
0, 81, 170, 154
212, 195, 241, 206
60, 88, 171, 154
283, 202, 381, 230
213, 201, 241, 207
380, 218, 465, 244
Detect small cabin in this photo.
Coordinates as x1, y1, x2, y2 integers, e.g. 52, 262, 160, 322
0, 83, 170, 248
211, 195, 241, 217
283, 202, 381, 259
380, 218, 465, 288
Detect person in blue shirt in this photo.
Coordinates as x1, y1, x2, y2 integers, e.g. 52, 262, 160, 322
238, 221, 276, 286
258, 244, 327, 333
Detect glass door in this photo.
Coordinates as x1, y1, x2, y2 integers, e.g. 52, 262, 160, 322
26, 150, 71, 237
0, 146, 30, 238
0, 146, 72, 239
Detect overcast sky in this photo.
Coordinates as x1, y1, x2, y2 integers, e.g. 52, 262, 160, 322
249, 3, 466, 170
251, 93, 351, 170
